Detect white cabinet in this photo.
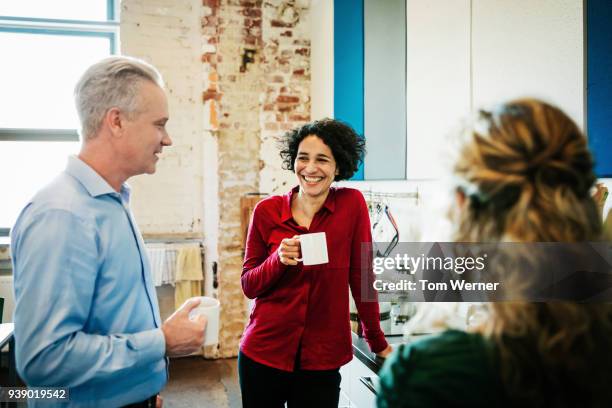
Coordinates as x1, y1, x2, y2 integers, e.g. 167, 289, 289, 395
339, 363, 352, 407
338, 388, 351, 408
339, 357, 378, 408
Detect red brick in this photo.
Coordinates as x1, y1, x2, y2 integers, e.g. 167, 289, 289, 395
278, 104, 294, 112
203, 0, 220, 7
277, 95, 299, 103
243, 8, 262, 18
292, 69, 305, 76
295, 48, 309, 56
244, 18, 261, 29
289, 114, 309, 122
271, 19, 291, 28
202, 90, 222, 102
201, 53, 216, 63
204, 16, 218, 25
280, 30, 292, 37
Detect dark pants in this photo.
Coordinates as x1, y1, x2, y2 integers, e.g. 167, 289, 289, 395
238, 351, 341, 408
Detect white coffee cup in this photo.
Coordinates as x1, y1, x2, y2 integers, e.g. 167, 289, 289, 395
188, 296, 220, 346
298, 232, 329, 266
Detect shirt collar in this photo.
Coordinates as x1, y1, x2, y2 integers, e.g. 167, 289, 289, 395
281, 185, 337, 223
323, 187, 336, 213
65, 155, 130, 200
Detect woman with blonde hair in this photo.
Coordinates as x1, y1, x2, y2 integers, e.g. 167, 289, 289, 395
377, 99, 612, 407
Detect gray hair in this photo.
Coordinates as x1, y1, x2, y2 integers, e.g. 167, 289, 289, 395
74, 56, 165, 140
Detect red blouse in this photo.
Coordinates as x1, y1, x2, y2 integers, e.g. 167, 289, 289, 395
240, 186, 388, 371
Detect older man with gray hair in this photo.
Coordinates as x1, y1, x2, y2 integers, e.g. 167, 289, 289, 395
11, 56, 206, 407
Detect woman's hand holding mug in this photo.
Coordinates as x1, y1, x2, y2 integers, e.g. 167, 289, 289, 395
278, 235, 301, 265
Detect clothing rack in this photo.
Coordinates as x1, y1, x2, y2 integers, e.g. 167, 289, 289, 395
144, 239, 205, 288
363, 190, 415, 258
362, 188, 420, 206
144, 238, 204, 246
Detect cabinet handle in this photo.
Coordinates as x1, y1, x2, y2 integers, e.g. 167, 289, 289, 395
359, 376, 377, 395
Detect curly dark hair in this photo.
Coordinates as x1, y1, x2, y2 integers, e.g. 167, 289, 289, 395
278, 118, 366, 181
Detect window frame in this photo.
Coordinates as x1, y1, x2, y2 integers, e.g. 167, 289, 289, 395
0, 1, 119, 237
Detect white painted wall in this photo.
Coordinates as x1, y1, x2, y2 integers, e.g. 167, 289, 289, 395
310, 0, 334, 120
405, 0, 471, 180
121, 0, 206, 237
472, 0, 584, 128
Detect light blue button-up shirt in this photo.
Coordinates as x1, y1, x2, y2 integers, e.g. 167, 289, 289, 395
11, 156, 167, 407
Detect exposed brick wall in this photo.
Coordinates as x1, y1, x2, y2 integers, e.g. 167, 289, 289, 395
121, 0, 311, 358
200, 0, 311, 358
212, 0, 265, 358
259, 0, 311, 195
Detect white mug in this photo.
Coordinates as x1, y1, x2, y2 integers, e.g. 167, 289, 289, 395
298, 232, 329, 266
188, 296, 220, 346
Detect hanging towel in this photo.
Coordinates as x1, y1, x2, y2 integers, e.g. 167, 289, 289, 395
175, 246, 203, 281
175, 281, 203, 310
174, 245, 203, 309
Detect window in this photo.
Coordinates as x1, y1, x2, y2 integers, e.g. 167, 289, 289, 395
0, 1, 118, 236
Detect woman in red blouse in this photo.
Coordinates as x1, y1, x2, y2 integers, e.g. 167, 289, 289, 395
239, 118, 392, 407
